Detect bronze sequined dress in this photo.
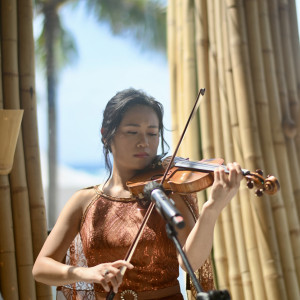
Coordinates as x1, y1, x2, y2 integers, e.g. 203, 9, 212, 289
57, 186, 214, 300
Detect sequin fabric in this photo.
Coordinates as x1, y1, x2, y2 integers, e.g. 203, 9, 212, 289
57, 187, 214, 299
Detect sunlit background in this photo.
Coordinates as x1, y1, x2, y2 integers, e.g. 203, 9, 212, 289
33, 1, 300, 298
33, 1, 178, 296
34, 1, 171, 217
34, 0, 300, 224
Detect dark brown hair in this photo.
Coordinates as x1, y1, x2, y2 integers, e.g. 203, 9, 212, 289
101, 88, 169, 179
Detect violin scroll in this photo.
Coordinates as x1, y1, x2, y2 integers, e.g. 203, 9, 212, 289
245, 169, 280, 196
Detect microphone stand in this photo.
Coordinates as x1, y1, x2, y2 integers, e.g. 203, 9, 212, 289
165, 222, 231, 300
146, 183, 231, 300
145, 182, 231, 299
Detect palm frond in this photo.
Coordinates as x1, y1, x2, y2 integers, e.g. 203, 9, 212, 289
85, 0, 167, 54
34, 0, 78, 72
55, 18, 78, 69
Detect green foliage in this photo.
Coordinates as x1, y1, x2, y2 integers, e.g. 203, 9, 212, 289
34, 0, 167, 73
84, 0, 167, 54
34, 0, 79, 73
36, 21, 78, 71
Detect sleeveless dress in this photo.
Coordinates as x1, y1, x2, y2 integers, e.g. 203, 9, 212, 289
56, 186, 214, 300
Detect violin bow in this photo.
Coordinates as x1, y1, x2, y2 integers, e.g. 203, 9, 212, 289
160, 88, 205, 182
106, 89, 205, 300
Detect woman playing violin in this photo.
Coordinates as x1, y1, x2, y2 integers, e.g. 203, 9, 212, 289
33, 88, 243, 299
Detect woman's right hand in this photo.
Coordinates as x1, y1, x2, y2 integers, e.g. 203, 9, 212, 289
83, 260, 134, 293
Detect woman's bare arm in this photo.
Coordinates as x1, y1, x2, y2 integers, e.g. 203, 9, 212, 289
32, 189, 133, 292
173, 162, 243, 271
32, 189, 92, 285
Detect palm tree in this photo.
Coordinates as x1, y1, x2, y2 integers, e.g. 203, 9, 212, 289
34, 0, 167, 228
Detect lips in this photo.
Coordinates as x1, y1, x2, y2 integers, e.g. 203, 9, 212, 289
134, 152, 149, 158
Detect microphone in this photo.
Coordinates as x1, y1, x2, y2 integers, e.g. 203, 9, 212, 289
143, 182, 185, 229
197, 290, 231, 300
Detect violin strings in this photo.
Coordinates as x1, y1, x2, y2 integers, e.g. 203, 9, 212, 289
175, 160, 249, 175
175, 160, 229, 173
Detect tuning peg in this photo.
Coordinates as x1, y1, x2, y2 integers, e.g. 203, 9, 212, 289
255, 189, 263, 197
247, 180, 254, 189
256, 169, 263, 176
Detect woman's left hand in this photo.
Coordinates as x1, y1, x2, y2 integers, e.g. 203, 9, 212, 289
206, 162, 243, 214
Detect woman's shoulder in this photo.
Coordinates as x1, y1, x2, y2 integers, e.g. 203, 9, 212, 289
72, 185, 100, 207
63, 185, 99, 216
77, 185, 97, 197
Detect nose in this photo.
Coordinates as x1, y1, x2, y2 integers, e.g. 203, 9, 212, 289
137, 133, 149, 148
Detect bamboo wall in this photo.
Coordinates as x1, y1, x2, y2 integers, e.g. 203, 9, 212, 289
0, 0, 52, 299
167, 0, 300, 299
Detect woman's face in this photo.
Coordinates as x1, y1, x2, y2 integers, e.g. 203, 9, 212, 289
110, 104, 160, 174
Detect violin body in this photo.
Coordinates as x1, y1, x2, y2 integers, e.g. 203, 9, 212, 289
127, 158, 225, 198
127, 156, 280, 199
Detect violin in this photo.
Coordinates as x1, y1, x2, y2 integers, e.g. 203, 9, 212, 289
127, 156, 280, 201
106, 156, 280, 299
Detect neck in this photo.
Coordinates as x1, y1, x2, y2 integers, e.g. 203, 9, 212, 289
103, 165, 137, 198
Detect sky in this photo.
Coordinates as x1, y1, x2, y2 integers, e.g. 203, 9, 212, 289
35, 2, 171, 182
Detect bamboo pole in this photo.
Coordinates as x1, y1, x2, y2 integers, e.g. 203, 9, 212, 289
271, 0, 300, 227
0, 42, 19, 299
193, 0, 210, 215
258, 0, 300, 298
225, 1, 270, 299
174, 0, 184, 157
206, 0, 230, 291
1, 0, 37, 298
0, 176, 19, 300
277, 0, 300, 165
168, 0, 300, 299
216, 1, 244, 298
266, 0, 297, 139
194, 0, 213, 158
17, 0, 52, 298
288, 0, 300, 96
277, 0, 299, 119
214, 0, 231, 292
207, 0, 223, 159
267, 0, 300, 222
182, 0, 199, 160
288, 0, 300, 181
244, 1, 297, 299
167, 0, 178, 146
289, 1, 300, 171
194, 1, 217, 290
223, 4, 254, 300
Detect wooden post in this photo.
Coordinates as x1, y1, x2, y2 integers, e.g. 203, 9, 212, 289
17, 0, 52, 298
0, 33, 19, 298
216, 1, 244, 298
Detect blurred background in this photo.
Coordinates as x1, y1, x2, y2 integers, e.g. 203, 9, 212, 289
1, 0, 300, 299
34, 0, 171, 227
33, 1, 181, 296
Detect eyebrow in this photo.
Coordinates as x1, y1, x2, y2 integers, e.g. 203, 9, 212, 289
124, 123, 159, 128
